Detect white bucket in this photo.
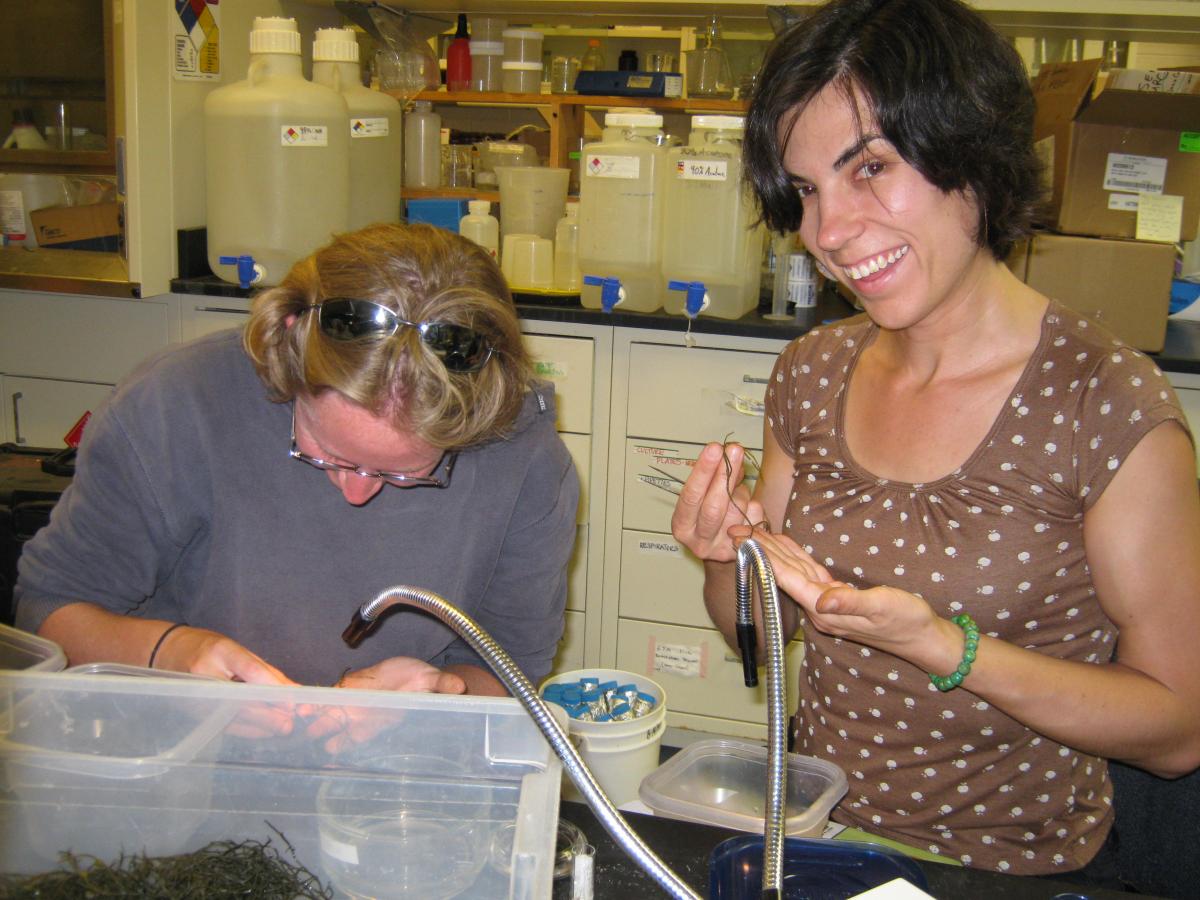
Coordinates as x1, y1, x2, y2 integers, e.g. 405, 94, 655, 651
540, 668, 666, 807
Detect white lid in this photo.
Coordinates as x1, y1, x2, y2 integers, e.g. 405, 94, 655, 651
250, 17, 301, 55
502, 28, 543, 40
312, 26, 359, 63
564, 201, 579, 216
502, 61, 544, 71
692, 114, 745, 131
469, 40, 504, 54
413, 100, 433, 112
468, 199, 492, 215
605, 111, 664, 128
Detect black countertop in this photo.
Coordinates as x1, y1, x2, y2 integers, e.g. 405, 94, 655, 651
170, 275, 1200, 375
555, 800, 1147, 899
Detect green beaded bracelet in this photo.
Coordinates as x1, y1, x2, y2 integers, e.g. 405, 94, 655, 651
929, 614, 979, 692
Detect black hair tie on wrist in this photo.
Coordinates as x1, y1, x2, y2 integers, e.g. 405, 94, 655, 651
148, 622, 188, 669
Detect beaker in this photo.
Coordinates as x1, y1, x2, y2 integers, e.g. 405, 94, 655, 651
686, 47, 734, 99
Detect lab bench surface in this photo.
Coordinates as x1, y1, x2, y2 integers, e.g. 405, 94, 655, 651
555, 800, 1150, 899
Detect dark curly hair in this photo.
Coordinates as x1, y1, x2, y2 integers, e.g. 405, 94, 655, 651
745, 0, 1045, 260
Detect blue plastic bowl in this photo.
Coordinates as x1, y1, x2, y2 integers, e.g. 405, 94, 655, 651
709, 835, 930, 899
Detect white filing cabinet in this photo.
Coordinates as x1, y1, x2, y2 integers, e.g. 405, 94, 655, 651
521, 323, 613, 676
0, 290, 176, 447
603, 329, 802, 739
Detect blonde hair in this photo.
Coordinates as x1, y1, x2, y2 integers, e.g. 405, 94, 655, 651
244, 223, 533, 449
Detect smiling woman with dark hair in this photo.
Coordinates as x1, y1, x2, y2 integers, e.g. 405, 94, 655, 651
673, 0, 1200, 885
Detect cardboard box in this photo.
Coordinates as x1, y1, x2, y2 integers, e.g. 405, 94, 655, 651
1032, 60, 1200, 243
29, 201, 122, 251
1024, 232, 1175, 352
1103, 68, 1200, 94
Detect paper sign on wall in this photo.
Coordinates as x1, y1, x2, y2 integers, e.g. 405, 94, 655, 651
173, 0, 220, 81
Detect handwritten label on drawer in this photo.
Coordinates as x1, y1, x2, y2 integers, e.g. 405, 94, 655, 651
649, 637, 707, 678
533, 359, 568, 379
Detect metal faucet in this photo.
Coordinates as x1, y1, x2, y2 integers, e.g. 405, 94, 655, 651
343, 585, 703, 900
734, 537, 789, 899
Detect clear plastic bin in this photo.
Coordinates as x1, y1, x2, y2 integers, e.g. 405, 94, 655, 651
0, 622, 66, 671
638, 737, 848, 837
0, 671, 561, 899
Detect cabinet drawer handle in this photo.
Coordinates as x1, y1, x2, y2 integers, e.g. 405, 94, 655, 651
11, 391, 24, 445
194, 305, 250, 316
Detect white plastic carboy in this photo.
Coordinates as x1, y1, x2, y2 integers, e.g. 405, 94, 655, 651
577, 110, 668, 313
312, 27, 403, 231
661, 115, 764, 320
204, 17, 350, 288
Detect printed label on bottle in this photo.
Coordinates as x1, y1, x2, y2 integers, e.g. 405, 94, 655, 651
280, 125, 329, 147
0, 190, 27, 238
351, 117, 390, 138
586, 154, 641, 179
1103, 153, 1166, 194
676, 159, 728, 181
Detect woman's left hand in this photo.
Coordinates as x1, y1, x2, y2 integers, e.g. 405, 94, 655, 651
745, 529, 950, 668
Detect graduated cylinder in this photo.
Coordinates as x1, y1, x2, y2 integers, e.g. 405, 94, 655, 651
577, 111, 668, 313
662, 116, 764, 320
204, 17, 349, 287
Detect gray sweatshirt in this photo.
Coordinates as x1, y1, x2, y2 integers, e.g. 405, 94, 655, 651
16, 329, 579, 686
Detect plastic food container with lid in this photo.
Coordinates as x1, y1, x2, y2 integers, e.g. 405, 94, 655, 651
0, 622, 66, 671
638, 737, 848, 837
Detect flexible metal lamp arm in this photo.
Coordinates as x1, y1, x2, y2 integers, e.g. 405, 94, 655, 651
735, 538, 790, 900
342, 585, 702, 900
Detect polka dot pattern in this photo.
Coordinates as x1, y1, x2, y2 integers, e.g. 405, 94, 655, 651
764, 302, 1189, 875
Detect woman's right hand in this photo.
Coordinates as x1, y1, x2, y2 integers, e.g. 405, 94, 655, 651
672, 441, 764, 563
157, 624, 296, 686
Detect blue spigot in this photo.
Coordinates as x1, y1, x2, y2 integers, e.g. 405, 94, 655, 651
666, 280, 710, 319
583, 275, 625, 313
218, 254, 261, 290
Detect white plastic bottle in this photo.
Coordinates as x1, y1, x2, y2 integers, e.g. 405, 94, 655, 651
204, 17, 350, 287
312, 27, 403, 230
661, 115, 763, 319
403, 100, 441, 189
553, 201, 581, 291
577, 111, 668, 312
459, 199, 499, 258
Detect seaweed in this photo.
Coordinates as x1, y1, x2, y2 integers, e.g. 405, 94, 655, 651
0, 829, 332, 899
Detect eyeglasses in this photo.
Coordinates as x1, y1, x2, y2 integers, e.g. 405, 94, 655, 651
305, 298, 494, 373
289, 405, 456, 489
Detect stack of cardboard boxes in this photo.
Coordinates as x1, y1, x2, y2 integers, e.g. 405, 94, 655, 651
1019, 59, 1200, 353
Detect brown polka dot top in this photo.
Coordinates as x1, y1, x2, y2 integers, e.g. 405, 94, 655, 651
764, 300, 1189, 874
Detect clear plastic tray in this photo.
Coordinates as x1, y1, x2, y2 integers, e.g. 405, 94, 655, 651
0, 670, 561, 899
639, 738, 848, 837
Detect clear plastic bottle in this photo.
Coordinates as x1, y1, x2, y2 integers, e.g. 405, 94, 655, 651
579, 38, 605, 72
204, 16, 350, 287
553, 201, 581, 291
577, 111, 668, 312
459, 199, 499, 258
403, 100, 441, 188
446, 14, 472, 92
661, 115, 764, 319
312, 27, 403, 230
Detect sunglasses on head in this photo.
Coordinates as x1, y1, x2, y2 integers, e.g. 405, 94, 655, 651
305, 298, 494, 373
